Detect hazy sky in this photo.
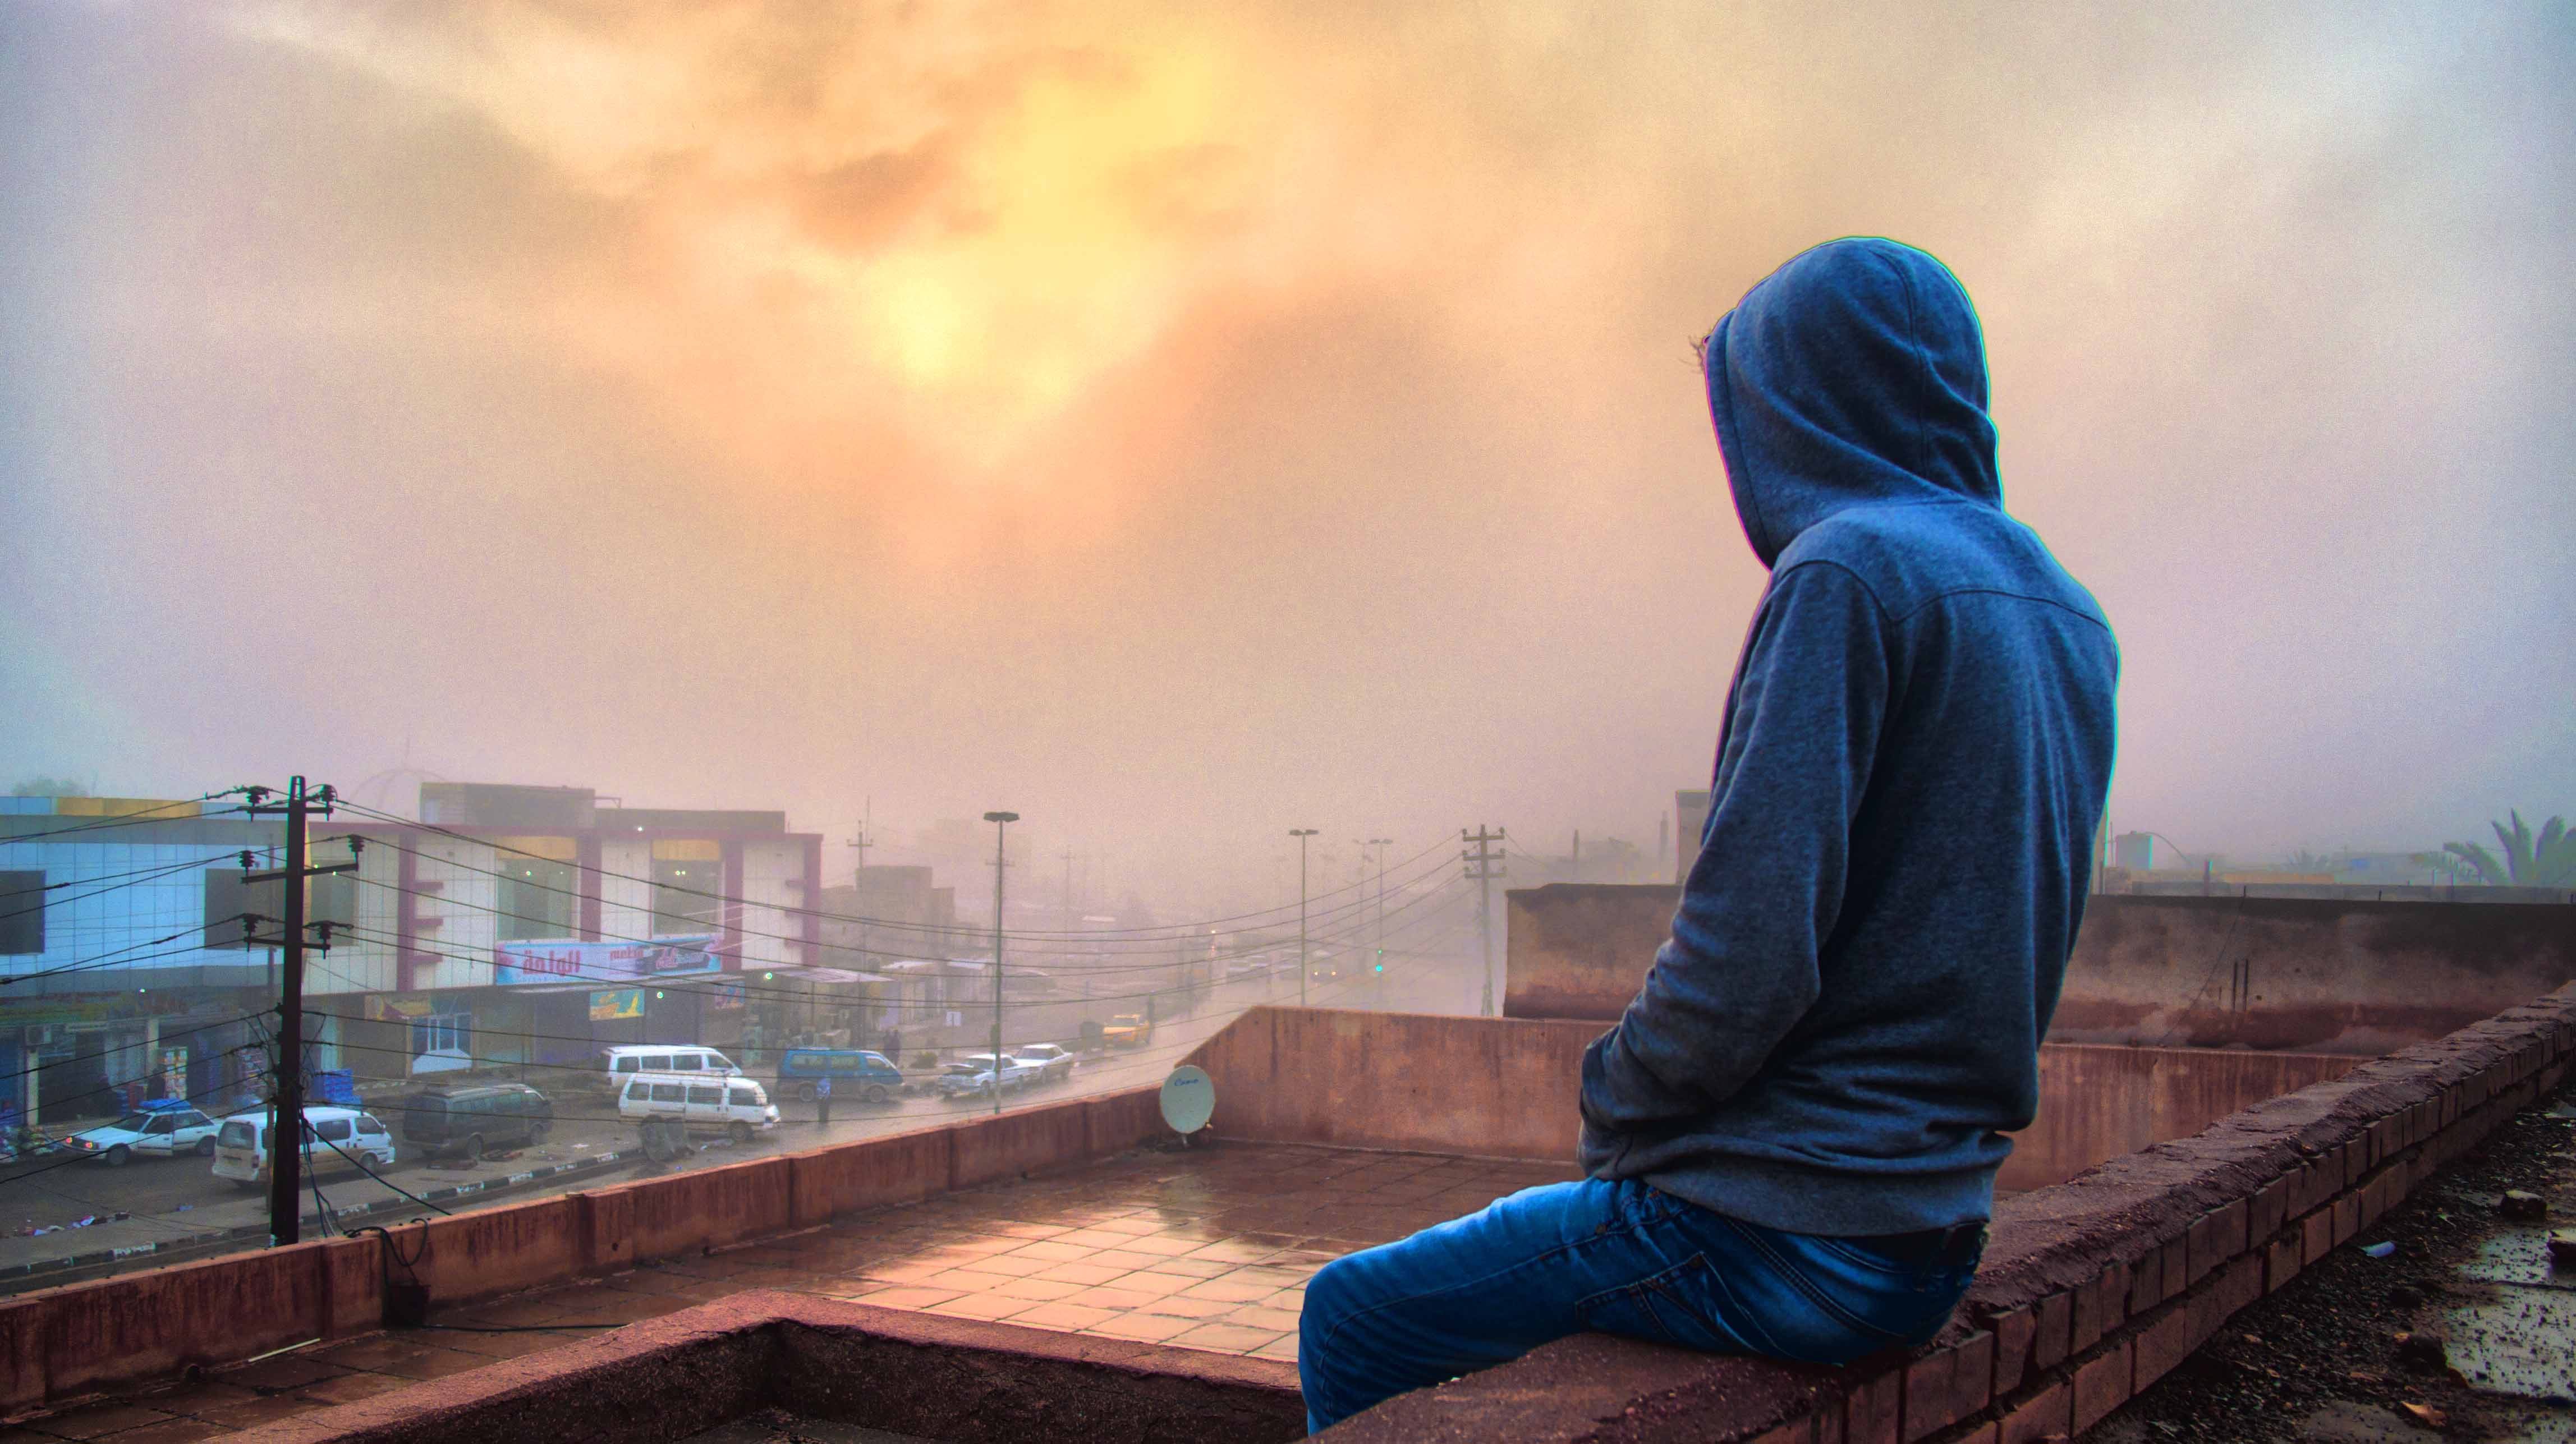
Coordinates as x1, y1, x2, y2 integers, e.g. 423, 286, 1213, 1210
3, 1, 2570, 906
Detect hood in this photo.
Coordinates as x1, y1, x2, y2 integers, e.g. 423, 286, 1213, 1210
1704, 238, 2001, 567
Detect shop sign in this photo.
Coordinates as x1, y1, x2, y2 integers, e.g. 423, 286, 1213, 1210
495, 935, 723, 986
706, 982, 745, 1011
365, 995, 438, 1023
589, 988, 645, 1022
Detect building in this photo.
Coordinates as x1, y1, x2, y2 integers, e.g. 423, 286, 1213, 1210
0, 783, 828, 1125
1673, 789, 1712, 882
0, 795, 290, 1127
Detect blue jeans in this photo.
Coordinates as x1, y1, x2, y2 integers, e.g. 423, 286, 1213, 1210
1297, 1178, 1978, 1434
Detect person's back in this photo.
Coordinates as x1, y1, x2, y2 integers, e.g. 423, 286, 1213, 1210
1579, 238, 2119, 1235
1298, 238, 2118, 1435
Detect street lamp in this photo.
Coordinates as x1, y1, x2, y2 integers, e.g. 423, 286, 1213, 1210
1289, 829, 1319, 1006
1360, 837, 1392, 1005
983, 811, 1018, 1116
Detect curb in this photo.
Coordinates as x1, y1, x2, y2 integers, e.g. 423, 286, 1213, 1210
0, 1148, 639, 1287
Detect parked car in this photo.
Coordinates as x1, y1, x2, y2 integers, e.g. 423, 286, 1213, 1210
1101, 1014, 1153, 1048
1011, 1044, 1077, 1083
936, 1055, 1040, 1098
66, 1102, 221, 1166
775, 1048, 904, 1104
614, 1072, 779, 1143
211, 1107, 397, 1189
397, 1082, 553, 1160
600, 1045, 742, 1077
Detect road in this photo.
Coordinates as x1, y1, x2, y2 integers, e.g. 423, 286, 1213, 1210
0, 964, 1480, 1290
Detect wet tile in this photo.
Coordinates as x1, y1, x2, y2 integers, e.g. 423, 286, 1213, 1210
87, 1422, 237, 1444
996, 1240, 1094, 1263
369, 1346, 492, 1382
1250, 1335, 1302, 1363
1168, 1322, 1288, 1354
1136, 1294, 1240, 1320
1027, 1260, 1126, 1286
985, 1276, 1085, 1302
921, 1294, 1031, 1322
1081, 1311, 1202, 1343
188, 1395, 327, 1431
1097, 1270, 1193, 1298
916, 1268, 1017, 1294
857, 1286, 964, 1311
213, 1355, 349, 1392
293, 1374, 412, 1406
17, 1404, 178, 1440
1229, 1305, 1303, 1332
1004, 1302, 1120, 1333
1178, 1276, 1282, 1305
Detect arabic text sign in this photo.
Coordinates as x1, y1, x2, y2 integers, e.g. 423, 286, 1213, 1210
495, 935, 723, 986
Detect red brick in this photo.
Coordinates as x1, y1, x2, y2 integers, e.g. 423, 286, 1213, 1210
2031, 1291, 2072, 1372
1998, 1379, 2070, 1444
2308, 1204, 2349, 1261
2130, 1300, 2198, 1393
2264, 1234, 2303, 1293
2330, 1192, 2360, 1247
2186, 1200, 2247, 1284
1844, 1365, 1903, 1444
2070, 1340, 2133, 1434
2069, 1263, 2126, 1353
2250, 1176, 2289, 1243
2127, 1246, 2167, 1316
2217, 1254, 2263, 1317
1989, 1305, 2035, 1396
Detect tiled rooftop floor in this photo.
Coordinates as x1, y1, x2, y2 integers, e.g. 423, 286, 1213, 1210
2, 1144, 1579, 1442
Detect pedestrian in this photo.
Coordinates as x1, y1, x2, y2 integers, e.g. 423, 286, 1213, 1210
814, 1073, 831, 1128
881, 1026, 901, 1061
1296, 238, 2120, 1433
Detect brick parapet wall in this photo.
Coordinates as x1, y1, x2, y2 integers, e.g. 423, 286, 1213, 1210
0, 1085, 1175, 1416
1324, 982, 2576, 1442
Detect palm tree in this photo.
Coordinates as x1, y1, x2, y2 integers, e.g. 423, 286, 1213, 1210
2442, 812, 2576, 887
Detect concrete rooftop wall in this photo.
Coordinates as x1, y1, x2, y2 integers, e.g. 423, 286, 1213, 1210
1506, 885, 2576, 1054
1178, 1005, 2362, 1193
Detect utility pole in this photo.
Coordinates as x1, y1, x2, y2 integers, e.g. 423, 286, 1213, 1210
847, 802, 871, 968
982, 811, 1017, 1116
1462, 826, 1507, 1017
1289, 830, 1318, 1006
242, 778, 355, 1247
1062, 848, 1075, 937
1358, 838, 1391, 1007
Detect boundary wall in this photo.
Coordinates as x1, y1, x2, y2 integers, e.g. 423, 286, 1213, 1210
1180, 1008, 2361, 1191
0, 1088, 1168, 1416
1320, 982, 2576, 1441
1505, 886, 2576, 1054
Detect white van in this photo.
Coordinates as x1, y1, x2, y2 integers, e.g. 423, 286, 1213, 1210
211, 1107, 398, 1189
615, 1072, 779, 1142
600, 1045, 742, 1078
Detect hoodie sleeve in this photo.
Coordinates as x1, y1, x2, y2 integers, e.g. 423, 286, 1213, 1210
1580, 560, 1890, 1158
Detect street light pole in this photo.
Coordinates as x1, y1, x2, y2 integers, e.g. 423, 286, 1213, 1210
983, 811, 1018, 1116
1289, 829, 1318, 1007
1361, 836, 1392, 1008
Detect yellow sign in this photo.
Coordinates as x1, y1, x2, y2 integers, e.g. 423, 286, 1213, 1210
590, 988, 644, 1022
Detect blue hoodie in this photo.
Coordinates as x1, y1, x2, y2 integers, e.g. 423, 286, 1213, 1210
1577, 239, 2119, 1236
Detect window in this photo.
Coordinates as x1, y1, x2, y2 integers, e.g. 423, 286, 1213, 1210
649, 857, 718, 936
642, 1054, 673, 1071
219, 1121, 256, 1149
313, 1119, 352, 1142
623, 1081, 645, 1102
144, 1116, 176, 1135
671, 1054, 702, 1072
497, 858, 577, 942
411, 1013, 471, 1057
651, 1083, 683, 1102
181, 1111, 208, 1128
686, 1086, 722, 1105
357, 1116, 384, 1134
728, 1087, 757, 1107
0, 871, 43, 955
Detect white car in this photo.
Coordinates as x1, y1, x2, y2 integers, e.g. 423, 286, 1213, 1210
936, 1055, 1040, 1098
1012, 1045, 1077, 1083
66, 1106, 221, 1166
211, 1107, 398, 1188
614, 1073, 779, 1143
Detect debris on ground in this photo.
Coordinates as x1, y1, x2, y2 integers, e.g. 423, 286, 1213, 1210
2498, 1189, 2548, 1221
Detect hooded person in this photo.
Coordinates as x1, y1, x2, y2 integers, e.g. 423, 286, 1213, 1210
1297, 238, 2119, 1434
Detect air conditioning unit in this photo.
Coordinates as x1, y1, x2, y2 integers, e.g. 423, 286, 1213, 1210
27, 1025, 54, 1047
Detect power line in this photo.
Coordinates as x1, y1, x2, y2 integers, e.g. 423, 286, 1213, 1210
0, 858, 215, 927
0, 794, 249, 845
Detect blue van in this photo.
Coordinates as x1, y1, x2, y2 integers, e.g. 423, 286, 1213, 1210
775, 1048, 903, 1103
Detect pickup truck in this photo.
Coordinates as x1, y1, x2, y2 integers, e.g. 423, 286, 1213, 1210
1101, 1014, 1153, 1048
936, 1054, 1041, 1098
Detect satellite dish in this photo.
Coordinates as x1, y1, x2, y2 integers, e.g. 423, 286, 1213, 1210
1159, 1065, 1215, 1137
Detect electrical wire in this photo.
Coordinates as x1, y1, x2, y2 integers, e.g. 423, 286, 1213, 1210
0, 920, 244, 989
0, 858, 221, 928
0, 794, 247, 845
325, 798, 1457, 941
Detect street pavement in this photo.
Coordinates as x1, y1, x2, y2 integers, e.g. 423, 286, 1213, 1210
0, 965, 1476, 1290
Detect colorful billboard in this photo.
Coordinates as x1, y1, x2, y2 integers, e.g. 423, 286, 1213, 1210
495, 935, 723, 986
589, 988, 644, 1022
